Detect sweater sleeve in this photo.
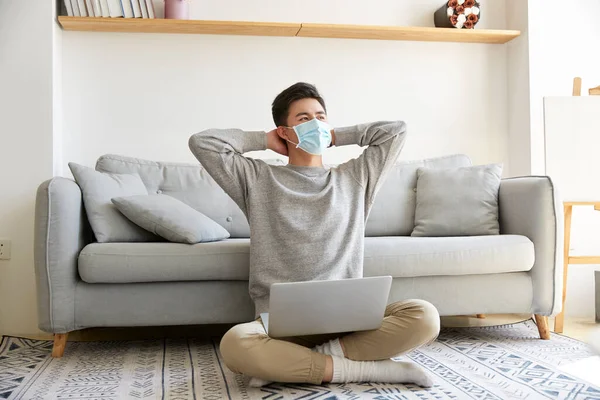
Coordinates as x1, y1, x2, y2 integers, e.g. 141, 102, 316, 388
334, 121, 407, 210
189, 129, 267, 215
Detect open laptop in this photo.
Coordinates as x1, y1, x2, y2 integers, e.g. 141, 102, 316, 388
260, 276, 392, 338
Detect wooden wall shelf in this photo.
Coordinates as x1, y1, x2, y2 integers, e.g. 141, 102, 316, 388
58, 17, 520, 44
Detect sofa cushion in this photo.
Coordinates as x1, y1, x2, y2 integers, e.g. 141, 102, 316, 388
69, 163, 159, 243
364, 235, 534, 278
112, 194, 230, 244
412, 164, 503, 237
96, 154, 285, 238
79, 239, 250, 283
78, 234, 534, 283
365, 154, 472, 236
95, 153, 472, 238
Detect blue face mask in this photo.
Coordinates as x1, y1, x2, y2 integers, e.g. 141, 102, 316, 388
286, 118, 332, 155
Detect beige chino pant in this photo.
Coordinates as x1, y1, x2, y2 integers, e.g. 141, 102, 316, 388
220, 299, 440, 384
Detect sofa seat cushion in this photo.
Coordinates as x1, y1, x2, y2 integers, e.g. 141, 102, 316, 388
79, 239, 250, 283
364, 235, 535, 278
79, 235, 534, 284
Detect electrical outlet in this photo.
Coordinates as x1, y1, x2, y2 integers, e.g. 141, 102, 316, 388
0, 239, 11, 260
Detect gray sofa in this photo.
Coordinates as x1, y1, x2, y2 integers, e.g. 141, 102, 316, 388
34, 154, 563, 357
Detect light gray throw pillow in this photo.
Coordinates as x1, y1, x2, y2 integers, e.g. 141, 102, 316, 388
112, 194, 231, 244
69, 162, 159, 243
411, 164, 503, 237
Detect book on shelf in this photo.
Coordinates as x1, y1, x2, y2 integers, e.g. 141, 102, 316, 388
92, 0, 101, 16
64, 0, 74, 16
107, 0, 124, 17
131, 0, 142, 18
85, 0, 95, 16
121, 0, 134, 18
63, 0, 156, 18
76, 0, 88, 16
139, 0, 149, 18
145, 0, 155, 18
99, 0, 110, 17
71, 0, 80, 16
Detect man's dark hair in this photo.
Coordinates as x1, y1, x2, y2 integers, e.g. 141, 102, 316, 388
271, 82, 327, 127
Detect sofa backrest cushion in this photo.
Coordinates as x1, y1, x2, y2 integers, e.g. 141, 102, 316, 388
96, 155, 277, 238
364, 155, 472, 236
96, 154, 471, 238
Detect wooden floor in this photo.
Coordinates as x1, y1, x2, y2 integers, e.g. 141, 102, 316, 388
441, 314, 598, 343
20, 314, 599, 343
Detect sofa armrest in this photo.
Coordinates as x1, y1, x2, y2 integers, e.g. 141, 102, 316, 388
34, 177, 93, 333
499, 176, 563, 316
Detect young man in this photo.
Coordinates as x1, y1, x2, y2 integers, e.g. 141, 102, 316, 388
189, 82, 440, 387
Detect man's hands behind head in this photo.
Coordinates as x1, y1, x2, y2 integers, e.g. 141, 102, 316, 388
267, 128, 289, 157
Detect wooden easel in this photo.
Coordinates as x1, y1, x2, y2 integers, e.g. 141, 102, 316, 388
572, 77, 600, 96
554, 77, 600, 333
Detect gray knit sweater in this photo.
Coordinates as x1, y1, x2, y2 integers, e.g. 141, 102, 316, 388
189, 121, 407, 316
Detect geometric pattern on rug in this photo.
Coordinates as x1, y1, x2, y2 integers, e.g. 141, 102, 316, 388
1, 320, 599, 400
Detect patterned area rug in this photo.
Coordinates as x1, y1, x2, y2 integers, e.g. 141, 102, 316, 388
2, 320, 599, 400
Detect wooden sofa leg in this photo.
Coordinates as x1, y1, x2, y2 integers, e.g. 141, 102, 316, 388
476, 314, 486, 319
52, 333, 68, 358
534, 315, 550, 340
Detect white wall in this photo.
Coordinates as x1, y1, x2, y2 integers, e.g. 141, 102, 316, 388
54, 3, 64, 176
505, 0, 531, 177
507, 0, 600, 177
529, 0, 600, 319
60, 0, 510, 175
0, 1, 57, 336
529, 0, 600, 176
